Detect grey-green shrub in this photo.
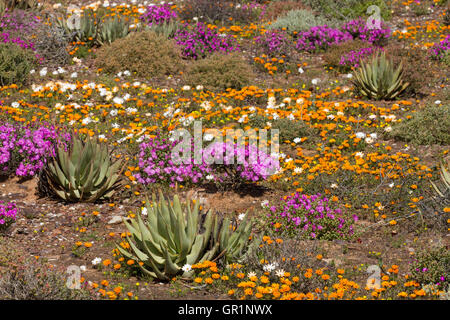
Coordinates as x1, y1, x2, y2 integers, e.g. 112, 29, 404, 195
302, 0, 391, 21
0, 43, 36, 86
268, 9, 337, 33
388, 104, 450, 145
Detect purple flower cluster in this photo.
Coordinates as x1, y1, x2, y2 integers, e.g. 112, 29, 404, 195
0, 9, 39, 33
0, 9, 39, 50
203, 141, 279, 185
341, 18, 391, 47
1, 31, 35, 50
135, 134, 278, 188
254, 30, 291, 57
139, 3, 177, 26
0, 201, 18, 230
339, 46, 379, 69
0, 122, 69, 178
174, 22, 240, 59
429, 34, 449, 60
264, 193, 358, 240
135, 134, 213, 187
295, 25, 352, 52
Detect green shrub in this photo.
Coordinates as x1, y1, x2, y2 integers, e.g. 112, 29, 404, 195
0, 43, 36, 86
56, 9, 131, 47
184, 52, 254, 91
146, 20, 180, 39
388, 104, 450, 145
410, 247, 450, 289
268, 9, 337, 33
302, 0, 391, 21
95, 31, 184, 78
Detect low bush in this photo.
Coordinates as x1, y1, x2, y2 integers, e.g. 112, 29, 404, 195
184, 52, 253, 91
388, 104, 450, 145
262, 192, 358, 240
0, 238, 95, 299
322, 39, 376, 72
0, 42, 36, 86
95, 31, 184, 79
385, 44, 440, 97
410, 247, 450, 290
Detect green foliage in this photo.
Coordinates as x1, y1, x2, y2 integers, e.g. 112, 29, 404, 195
268, 9, 338, 33
117, 193, 256, 280
98, 17, 130, 45
146, 20, 180, 39
0, 0, 39, 13
55, 9, 131, 46
95, 30, 184, 79
410, 247, 450, 288
389, 105, 450, 145
184, 52, 254, 91
41, 135, 123, 203
302, 0, 391, 21
352, 52, 409, 100
0, 43, 36, 86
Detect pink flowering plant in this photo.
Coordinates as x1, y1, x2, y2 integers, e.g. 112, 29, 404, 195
139, 3, 177, 26
203, 141, 279, 189
295, 25, 353, 52
174, 22, 240, 59
254, 30, 292, 58
134, 132, 278, 189
134, 133, 213, 187
339, 46, 380, 70
263, 193, 358, 240
0, 201, 18, 232
340, 18, 391, 47
0, 122, 71, 178
429, 34, 449, 60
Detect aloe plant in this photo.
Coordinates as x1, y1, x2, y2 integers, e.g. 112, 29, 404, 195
352, 52, 409, 100
98, 17, 130, 45
42, 136, 123, 202
117, 193, 256, 280
0, 0, 39, 12
430, 159, 450, 200
418, 158, 450, 231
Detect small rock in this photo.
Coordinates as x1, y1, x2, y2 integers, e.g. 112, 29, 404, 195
108, 216, 127, 224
